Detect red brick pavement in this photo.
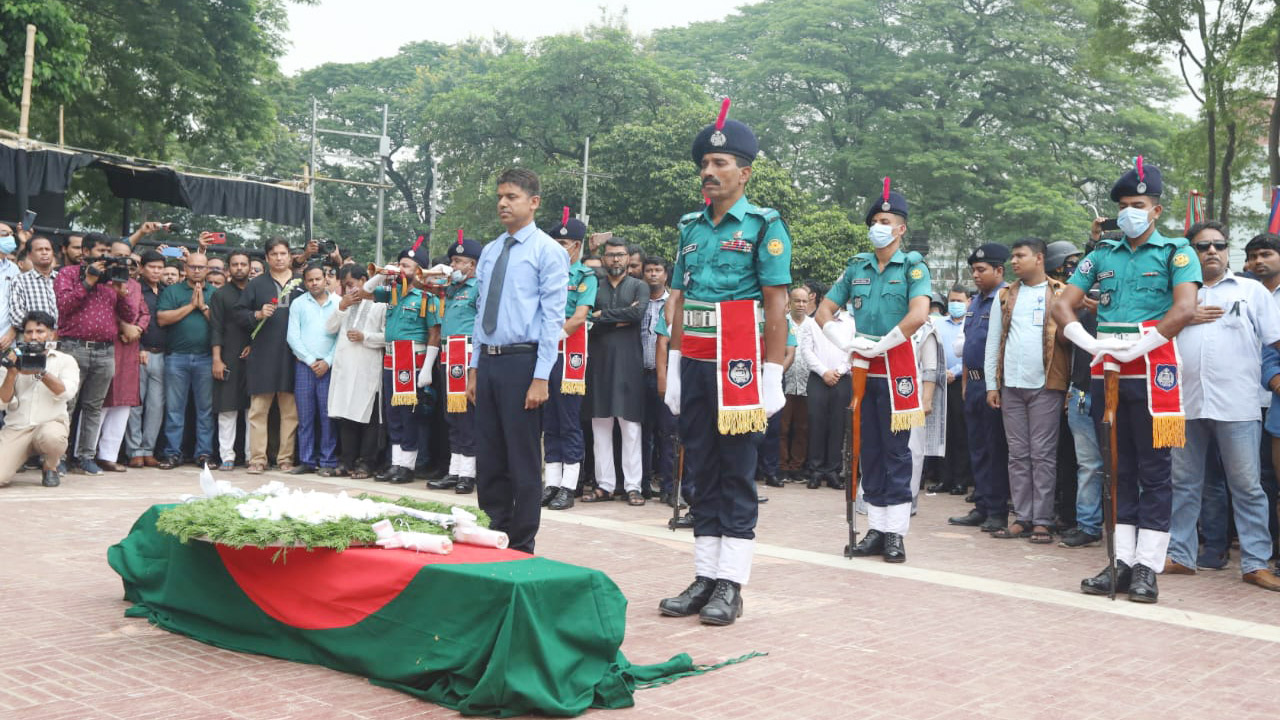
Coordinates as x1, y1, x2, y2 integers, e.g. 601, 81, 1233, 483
2, 467, 1277, 719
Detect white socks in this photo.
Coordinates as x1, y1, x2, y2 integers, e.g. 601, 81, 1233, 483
694, 536, 720, 579
718, 537, 755, 586
1136, 528, 1170, 573
458, 455, 475, 478
543, 462, 564, 488
1115, 523, 1137, 566
562, 463, 580, 491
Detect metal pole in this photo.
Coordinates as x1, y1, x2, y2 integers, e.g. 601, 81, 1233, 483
375, 104, 388, 267
19, 25, 36, 140
58, 105, 64, 146
307, 97, 317, 245
580, 136, 590, 224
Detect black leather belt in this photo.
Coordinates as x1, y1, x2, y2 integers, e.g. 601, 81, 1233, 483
966, 369, 983, 381
61, 338, 112, 350
481, 342, 537, 356
144, 346, 165, 353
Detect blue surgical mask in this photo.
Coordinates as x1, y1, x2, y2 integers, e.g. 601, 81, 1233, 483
868, 223, 896, 249
1116, 207, 1152, 238
450, 269, 465, 284
948, 301, 966, 319
0, 236, 14, 254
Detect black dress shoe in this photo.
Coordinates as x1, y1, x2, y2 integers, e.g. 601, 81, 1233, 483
949, 485, 968, 496
883, 533, 906, 563
288, 464, 316, 475
374, 466, 394, 482
429, 475, 459, 490
806, 474, 821, 489
1128, 563, 1159, 603
540, 485, 557, 506
980, 516, 1009, 533
670, 512, 694, 529
964, 491, 976, 503
699, 580, 743, 626
948, 509, 987, 527
548, 487, 574, 510
659, 576, 717, 617
926, 481, 953, 493
847, 529, 885, 557
826, 475, 845, 490
422, 465, 448, 481
388, 466, 415, 484
42, 469, 60, 487
1081, 560, 1132, 596
455, 477, 475, 494
764, 475, 784, 488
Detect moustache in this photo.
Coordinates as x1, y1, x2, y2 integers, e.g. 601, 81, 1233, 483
701, 177, 720, 187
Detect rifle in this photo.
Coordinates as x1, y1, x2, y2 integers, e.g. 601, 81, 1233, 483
668, 439, 685, 531
1100, 363, 1121, 599
844, 359, 870, 558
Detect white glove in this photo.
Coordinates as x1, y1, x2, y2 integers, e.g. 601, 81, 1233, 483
558, 328, 568, 342
417, 346, 440, 387
1064, 321, 1133, 365
362, 272, 385, 294
822, 314, 857, 353
664, 350, 682, 416
860, 326, 908, 358
1109, 328, 1169, 364
762, 362, 785, 417
427, 263, 451, 276
848, 336, 878, 355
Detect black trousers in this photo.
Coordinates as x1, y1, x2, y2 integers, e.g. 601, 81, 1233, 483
475, 353, 543, 553
337, 405, 381, 470
679, 358, 760, 539
939, 379, 972, 486
805, 373, 852, 477
1089, 377, 1171, 531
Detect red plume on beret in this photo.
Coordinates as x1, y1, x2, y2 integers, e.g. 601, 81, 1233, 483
561, 206, 570, 226
456, 228, 464, 247
715, 97, 731, 131
409, 235, 424, 256
1135, 155, 1144, 181
883, 176, 891, 202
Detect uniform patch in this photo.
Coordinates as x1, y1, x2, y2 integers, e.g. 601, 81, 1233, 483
1100, 291, 1112, 306
895, 376, 915, 398
449, 364, 465, 379
397, 370, 411, 385
681, 243, 698, 257
569, 352, 584, 369
910, 267, 923, 280
1078, 258, 1093, 275
767, 239, 784, 256
853, 297, 863, 310
1154, 364, 1178, 391
1097, 270, 1115, 280
727, 359, 753, 389
851, 277, 872, 286
578, 283, 587, 292
1173, 253, 1190, 268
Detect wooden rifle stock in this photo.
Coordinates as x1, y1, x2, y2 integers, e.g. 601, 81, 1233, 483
844, 361, 869, 558
1101, 366, 1120, 600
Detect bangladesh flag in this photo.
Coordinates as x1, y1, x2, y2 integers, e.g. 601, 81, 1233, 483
108, 505, 701, 717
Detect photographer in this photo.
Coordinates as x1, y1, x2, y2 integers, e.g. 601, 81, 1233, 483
0, 311, 79, 488
54, 232, 142, 476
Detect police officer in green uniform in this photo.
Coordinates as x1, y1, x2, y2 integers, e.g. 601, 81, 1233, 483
815, 182, 932, 563
364, 244, 442, 484
541, 214, 597, 511
426, 235, 483, 493
658, 105, 791, 626
1053, 158, 1201, 603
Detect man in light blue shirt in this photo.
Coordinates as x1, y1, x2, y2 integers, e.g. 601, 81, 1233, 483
926, 285, 971, 495
982, 238, 1072, 543
1169, 222, 1280, 590
466, 168, 569, 554
286, 265, 339, 475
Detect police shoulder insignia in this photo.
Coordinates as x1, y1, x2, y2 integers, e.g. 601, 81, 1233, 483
578, 282, 587, 293
767, 239, 784, 256
1173, 252, 1190, 268
910, 267, 923, 280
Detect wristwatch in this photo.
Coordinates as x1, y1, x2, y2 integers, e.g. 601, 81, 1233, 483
33, 371, 46, 383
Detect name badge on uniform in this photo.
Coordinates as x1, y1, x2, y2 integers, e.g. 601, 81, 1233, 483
681, 243, 697, 257
888, 279, 901, 284
851, 277, 872, 286
1032, 308, 1044, 326
1097, 270, 1115, 280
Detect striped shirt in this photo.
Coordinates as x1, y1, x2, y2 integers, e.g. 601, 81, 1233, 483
7, 266, 58, 331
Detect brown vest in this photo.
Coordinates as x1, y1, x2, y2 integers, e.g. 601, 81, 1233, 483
994, 278, 1071, 392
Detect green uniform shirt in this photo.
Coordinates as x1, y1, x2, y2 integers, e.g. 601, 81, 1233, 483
1068, 230, 1202, 324
565, 262, 598, 318
671, 194, 792, 302
157, 281, 211, 354
655, 312, 795, 345
373, 286, 439, 342
826, 250, 932, 336
441, 278, 479, 338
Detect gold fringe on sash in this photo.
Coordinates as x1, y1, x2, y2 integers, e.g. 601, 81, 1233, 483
391, 391, 417, 407
447, 393, 468, 413
1152, 416, 1185, 449
560, 379, 586, 396
891, 409, 926, 433
718, 407, 766, 435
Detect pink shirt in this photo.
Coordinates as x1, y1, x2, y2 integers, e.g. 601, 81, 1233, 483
54, 265, 141, 342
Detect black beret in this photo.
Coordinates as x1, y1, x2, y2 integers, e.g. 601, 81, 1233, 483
691, 119, 758, 166
968, 243, 1010, 265
865, 190, 909, 226
1110, 159, 1163, 201
447, 237, 482, 261
546, 218, 587, 242
397, 235, 427, 263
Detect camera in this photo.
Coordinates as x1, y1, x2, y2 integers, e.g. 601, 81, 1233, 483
1, 341, 48, 372
100, 256, 132, 283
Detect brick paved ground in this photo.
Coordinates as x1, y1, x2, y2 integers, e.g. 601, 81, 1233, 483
2, 466, 1279, 719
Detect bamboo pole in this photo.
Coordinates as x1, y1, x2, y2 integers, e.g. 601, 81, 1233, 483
59, 104, 64, 146
19, 24, 35, 140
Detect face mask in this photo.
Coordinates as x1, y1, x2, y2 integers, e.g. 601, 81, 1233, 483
0, 236, 14, 254
1116, 207, 1152, 238
948, 301, 966, 319
868, 223, 896, 249
450, 269, 465, 284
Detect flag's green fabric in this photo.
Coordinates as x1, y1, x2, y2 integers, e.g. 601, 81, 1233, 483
107, 505, 697, 717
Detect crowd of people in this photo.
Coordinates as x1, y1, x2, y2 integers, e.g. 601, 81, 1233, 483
3, 108, 1280, 625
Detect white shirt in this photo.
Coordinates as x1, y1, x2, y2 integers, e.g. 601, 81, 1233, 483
1, 349, 79, 429
802, 316, 851, 377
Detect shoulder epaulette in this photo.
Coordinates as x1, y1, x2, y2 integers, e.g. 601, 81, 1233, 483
850, 252, 875, 265
904, 250, 924, 265
678, 211, 702, 227
746, 207, 781, 225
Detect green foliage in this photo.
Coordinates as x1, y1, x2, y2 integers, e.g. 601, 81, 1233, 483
155, 494, 490, 553
0, 1, 89, 106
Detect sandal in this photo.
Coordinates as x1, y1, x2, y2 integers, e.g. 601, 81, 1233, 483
580, 487, 612, 503
1028, 526, 1053, 544
993, 521, 1032, 539
246, 462, 266, 475
626, 490, 646, 506
278, 462, 296, 473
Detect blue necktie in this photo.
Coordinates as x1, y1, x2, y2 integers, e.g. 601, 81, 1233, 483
481, 236, 517, 334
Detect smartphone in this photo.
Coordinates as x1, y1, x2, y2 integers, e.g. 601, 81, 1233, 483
1099, 218, 1119, 231
160, 246, 185, 259
207, 231, 227, 244
21, 209, 36, 230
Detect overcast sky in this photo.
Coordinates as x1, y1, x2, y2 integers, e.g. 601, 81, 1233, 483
281, 0, 749, 74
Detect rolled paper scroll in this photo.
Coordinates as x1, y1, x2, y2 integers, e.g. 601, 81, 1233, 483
376, 530, 453, 555
453, 526, 510, 549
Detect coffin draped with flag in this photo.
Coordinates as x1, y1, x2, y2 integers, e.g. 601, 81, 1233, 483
107, 505, 699, 717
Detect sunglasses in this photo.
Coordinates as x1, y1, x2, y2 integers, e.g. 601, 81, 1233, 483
1193, 241, 1228, 252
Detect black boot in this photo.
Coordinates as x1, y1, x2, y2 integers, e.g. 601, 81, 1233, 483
428, 475, 459, 490
1128, 563, 1159, 603
764, 475, 784, 488
388, 466, 414, 484
540, 486, 557, 506
883, 533, 906, 563
698, 579, 743, 626
948, 509, 987, 527
847, 529, 885, 557
1081, 560, 1132, 596
548, 487, 575, 511
455, 477, 475, 494
658, 576, 716, 617
374, 465, 395, 482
